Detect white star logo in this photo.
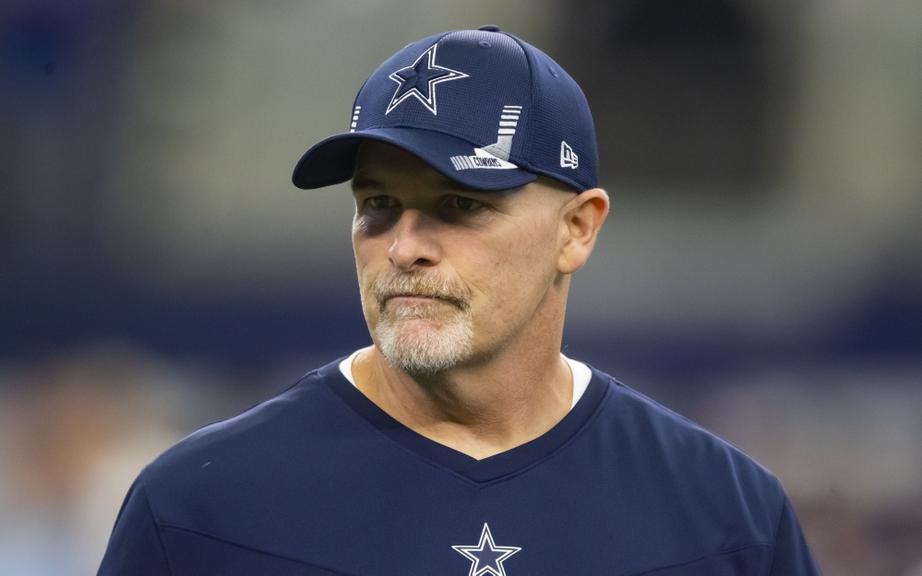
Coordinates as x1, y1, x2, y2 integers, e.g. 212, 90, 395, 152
452, 523, 522, 576
385, 43, 469, 116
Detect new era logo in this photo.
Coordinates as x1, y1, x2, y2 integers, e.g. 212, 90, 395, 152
560, 141, 578, 169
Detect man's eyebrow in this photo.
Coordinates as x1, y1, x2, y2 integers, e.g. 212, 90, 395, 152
443, 181, 518, 200
438, 177, 493, 196
350, 173, 384, 192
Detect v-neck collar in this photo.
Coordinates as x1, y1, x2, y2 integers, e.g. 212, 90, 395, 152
319, 359, 611, 484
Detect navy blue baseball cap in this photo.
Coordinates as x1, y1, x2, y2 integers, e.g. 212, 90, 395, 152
292, 26, 598, 192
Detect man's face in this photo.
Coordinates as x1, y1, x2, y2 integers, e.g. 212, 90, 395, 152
351, 141, 572, 377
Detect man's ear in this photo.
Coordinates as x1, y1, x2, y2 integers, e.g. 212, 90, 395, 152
558, 188, 610, 274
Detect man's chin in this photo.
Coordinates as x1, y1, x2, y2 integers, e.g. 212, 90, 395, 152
374, 320, 474, 377
388, 317, 449, 334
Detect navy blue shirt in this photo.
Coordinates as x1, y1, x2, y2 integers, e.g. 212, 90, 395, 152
98, 359, 821, 575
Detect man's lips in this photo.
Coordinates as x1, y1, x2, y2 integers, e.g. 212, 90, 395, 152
386, 294, 447, 304
383, 293, 466, 309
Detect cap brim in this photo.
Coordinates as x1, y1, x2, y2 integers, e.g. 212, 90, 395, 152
292, 127, 537, 191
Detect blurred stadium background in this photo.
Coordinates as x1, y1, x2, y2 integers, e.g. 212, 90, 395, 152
1, 1, 920, 574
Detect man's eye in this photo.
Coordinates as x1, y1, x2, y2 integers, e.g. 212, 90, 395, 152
448, 195, 483, 212
365, 195, 396, 210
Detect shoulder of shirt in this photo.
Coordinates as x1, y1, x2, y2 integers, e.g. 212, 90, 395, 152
590, 365, 786, 501
139, 359, 343, 484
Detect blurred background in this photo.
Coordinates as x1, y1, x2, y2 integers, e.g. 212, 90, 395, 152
1, 0, 920, 574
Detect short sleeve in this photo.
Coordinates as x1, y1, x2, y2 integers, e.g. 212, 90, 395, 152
97, 475, 172, 576
769, 496, 822, 576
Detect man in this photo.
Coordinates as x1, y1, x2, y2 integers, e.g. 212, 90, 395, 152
99, 26, 821, 575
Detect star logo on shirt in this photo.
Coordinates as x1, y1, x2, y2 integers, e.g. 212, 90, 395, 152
452, 523, 522, 576
385, 43, 469, 115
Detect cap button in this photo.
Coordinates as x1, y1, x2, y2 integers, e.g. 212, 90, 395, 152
478, 25, 501, 32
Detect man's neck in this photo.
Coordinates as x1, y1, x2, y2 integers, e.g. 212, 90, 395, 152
351, 345, 573, 460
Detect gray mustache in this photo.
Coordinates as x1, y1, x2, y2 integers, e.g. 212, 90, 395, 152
373, 275, 470, 311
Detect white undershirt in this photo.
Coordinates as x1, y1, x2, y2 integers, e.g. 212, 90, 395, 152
338, 349, 592, 410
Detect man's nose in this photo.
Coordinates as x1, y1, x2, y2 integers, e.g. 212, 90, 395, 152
388, 209, 441, 271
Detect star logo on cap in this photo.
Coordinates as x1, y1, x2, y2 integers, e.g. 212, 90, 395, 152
452, 523, 522, 576
386, 44, 469, 116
